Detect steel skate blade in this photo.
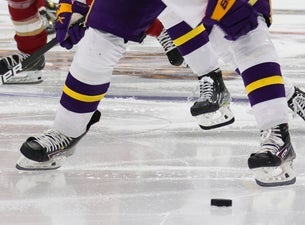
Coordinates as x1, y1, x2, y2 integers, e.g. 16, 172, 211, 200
16, 155, 65, 171
3, 71, 43, 85
252, 161, 296, 187
255, 177, 296, 187
196, 105, 235, 130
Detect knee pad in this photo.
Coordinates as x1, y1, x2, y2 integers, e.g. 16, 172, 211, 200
231, 17, 278, 73
70, 28, 127, 85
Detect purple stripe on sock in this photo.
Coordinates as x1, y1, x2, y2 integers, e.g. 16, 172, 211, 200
177, 32, 209, 56
65, 73, 110, 95
60, 92, 100, 113
242, 62, 282, 86
166, 21, 194, 40
247, 84, 286, 106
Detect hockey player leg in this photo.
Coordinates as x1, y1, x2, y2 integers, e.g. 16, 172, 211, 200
16, 28, 127, 170
231, 19, 297, 186
159, 9, 234, 129
246, 95, 297, 186
5, 0, 47, 84
156, 28, 184, 66
146, 19, 184, 66
16, 110, 101, 170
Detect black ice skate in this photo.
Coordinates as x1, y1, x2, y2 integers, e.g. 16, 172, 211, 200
16, 110, 101, 170
0, 52, 44, 84
190, 68, 234, 129
288, 86, 305, 121
39, 8, 56, 34
156, 28, 184, 66
248, 123, 296, 187
38, 0, 57, 35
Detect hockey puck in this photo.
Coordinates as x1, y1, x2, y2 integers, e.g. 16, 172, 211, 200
210, 199, 232, 207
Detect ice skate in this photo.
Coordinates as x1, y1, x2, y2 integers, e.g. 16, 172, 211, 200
248, 123, 296, 187
39, 7, 56, 34
39, 0, 57, 34
190, 68, 234, 129
156, 28, 184, 66
0, 52, 44, 84
16, 110, 101, 170
288, 86, 305, 121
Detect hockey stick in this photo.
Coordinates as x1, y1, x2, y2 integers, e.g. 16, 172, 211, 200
0, 15, 85, 85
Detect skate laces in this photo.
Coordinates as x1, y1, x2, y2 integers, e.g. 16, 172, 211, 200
1, 52, 29, 68
260, 126, 284, 154
291, 94, 305, 119
188, 76, 214, 102
33, 129, 73, 153
157, 29, 175, 53
198, 76, 214, 101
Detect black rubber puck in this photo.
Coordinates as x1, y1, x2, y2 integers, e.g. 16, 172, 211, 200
210, 198, 232, 207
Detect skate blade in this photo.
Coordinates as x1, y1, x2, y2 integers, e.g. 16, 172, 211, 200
252, 161, 296, 187
196, 105, 235, 130
3, 71, 43, 85
16, 155, 65, 171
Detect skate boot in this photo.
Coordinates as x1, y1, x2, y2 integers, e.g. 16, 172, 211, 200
0, 52, 44, 84
39, 7, 56, 34
288, 86, 305, 121
190, 68, 234, 129
248, 123, 296, 187
156, 28, 184, 66
16, 110, 101, 170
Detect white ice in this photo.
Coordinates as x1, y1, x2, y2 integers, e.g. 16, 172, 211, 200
1, 1, 305, 225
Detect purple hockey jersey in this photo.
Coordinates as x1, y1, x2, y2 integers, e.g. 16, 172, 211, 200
86, 0, 166, 42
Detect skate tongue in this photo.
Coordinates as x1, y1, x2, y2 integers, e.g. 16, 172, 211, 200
86, 110, 101, 131
200, 76, 214, 83
198, 77, 214, 101
260, 128, 284, 154
260, 138, 284, 155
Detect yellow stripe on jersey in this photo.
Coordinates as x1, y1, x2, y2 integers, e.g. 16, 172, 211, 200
211, 0, 236, 21
245, 76, 284, 94
63, 85, 106, 102
173, 24, 205, 47
56, 3, 72, 18
248, 0, 258, 6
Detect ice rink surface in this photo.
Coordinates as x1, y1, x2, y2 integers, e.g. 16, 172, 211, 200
1, 1, 305, 225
